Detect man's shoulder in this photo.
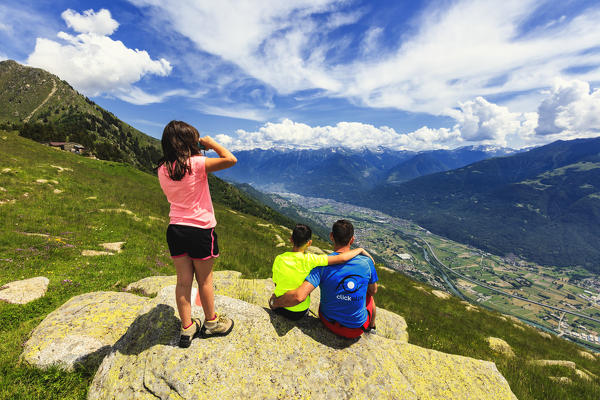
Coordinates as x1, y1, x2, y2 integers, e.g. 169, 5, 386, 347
349, 254, 374, 268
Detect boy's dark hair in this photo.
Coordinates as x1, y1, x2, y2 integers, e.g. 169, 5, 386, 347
331, 219, 354, 246
291, 224, 312, 247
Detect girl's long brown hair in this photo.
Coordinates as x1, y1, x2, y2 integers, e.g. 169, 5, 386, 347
157, 120, 201, 180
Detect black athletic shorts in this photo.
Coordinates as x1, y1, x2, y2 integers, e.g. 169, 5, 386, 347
166, 224, 220, 260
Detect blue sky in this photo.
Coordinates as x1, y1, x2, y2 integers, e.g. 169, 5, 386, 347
1, 0, 599, 150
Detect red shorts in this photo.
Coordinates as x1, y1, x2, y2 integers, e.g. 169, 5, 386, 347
319, 294, 374, 339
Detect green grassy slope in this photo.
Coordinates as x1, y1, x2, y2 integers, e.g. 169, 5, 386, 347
0, 131, 598, 399
233, 182, 330, 240
0, 60, 161, 171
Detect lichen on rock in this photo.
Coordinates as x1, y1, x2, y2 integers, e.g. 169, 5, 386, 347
128, 273, 409, 343
21, 291, 147, 371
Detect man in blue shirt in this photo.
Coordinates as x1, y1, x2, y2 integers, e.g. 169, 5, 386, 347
269, 220, 378, 338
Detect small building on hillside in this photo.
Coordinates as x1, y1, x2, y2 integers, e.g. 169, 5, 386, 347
47, 142, 85, 154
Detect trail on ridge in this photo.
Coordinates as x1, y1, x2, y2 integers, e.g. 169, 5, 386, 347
24, 79, 56, 123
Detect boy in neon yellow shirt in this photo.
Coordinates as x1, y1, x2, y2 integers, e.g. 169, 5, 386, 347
271, 224, 369, 320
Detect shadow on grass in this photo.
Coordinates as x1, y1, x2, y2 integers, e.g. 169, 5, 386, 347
265, 307, 358, 350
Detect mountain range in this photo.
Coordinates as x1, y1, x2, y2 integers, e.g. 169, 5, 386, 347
358, 137, 600, 271
218, 139, 600, 272
215, 145, 515, 196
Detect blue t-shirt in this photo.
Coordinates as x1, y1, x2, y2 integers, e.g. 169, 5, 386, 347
306, 253, 378, 328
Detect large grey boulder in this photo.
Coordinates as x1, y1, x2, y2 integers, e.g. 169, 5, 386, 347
125, 271, 244, 296
88, 295, 516, 400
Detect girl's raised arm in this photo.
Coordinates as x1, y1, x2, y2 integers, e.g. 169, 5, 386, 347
202, 136, 237, 172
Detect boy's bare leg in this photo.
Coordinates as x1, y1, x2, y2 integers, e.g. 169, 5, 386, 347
173, 256, 195, 328
192, 258, 216, 321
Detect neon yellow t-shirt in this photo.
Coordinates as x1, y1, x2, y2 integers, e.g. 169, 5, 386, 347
272, 252, 329, 312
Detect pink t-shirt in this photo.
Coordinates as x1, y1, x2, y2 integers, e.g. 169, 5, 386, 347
158, 156, 217, 229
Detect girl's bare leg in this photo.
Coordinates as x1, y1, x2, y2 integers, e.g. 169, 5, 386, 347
173, 256, 195, 328
192, 258, 216, 321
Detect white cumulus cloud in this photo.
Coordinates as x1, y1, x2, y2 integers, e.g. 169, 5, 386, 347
128, 0, 350, 94
61, 9, 119, 35
215, 94, 549, 151
214, 118, 461, 151
451, 97, 538, 147
26, 8, 172, 104
536, 79, 600, 138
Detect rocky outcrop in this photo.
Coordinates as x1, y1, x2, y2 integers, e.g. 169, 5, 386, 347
125, 275, 179, 295
530, 359, 597, 381
100, 242, 125, 253
81, 250, 113, 256
431, 290, 451, 299
125, 271, 243, 296
0, 276, 49, 304
538, 331, 552, 339
487, 337, 515, 358
578, 350, 596, 361
549, 376, 572, 384
23, 271, 516, 399
89, 294, 516, 400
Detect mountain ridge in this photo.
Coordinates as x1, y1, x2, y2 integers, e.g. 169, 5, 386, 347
0, 59, 161, 171
215, 145, 514, 196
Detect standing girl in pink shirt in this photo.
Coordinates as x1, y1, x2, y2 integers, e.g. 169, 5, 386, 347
158, 120, 236, 348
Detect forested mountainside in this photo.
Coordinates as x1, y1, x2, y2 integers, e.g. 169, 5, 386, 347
0, 60, 161, 171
